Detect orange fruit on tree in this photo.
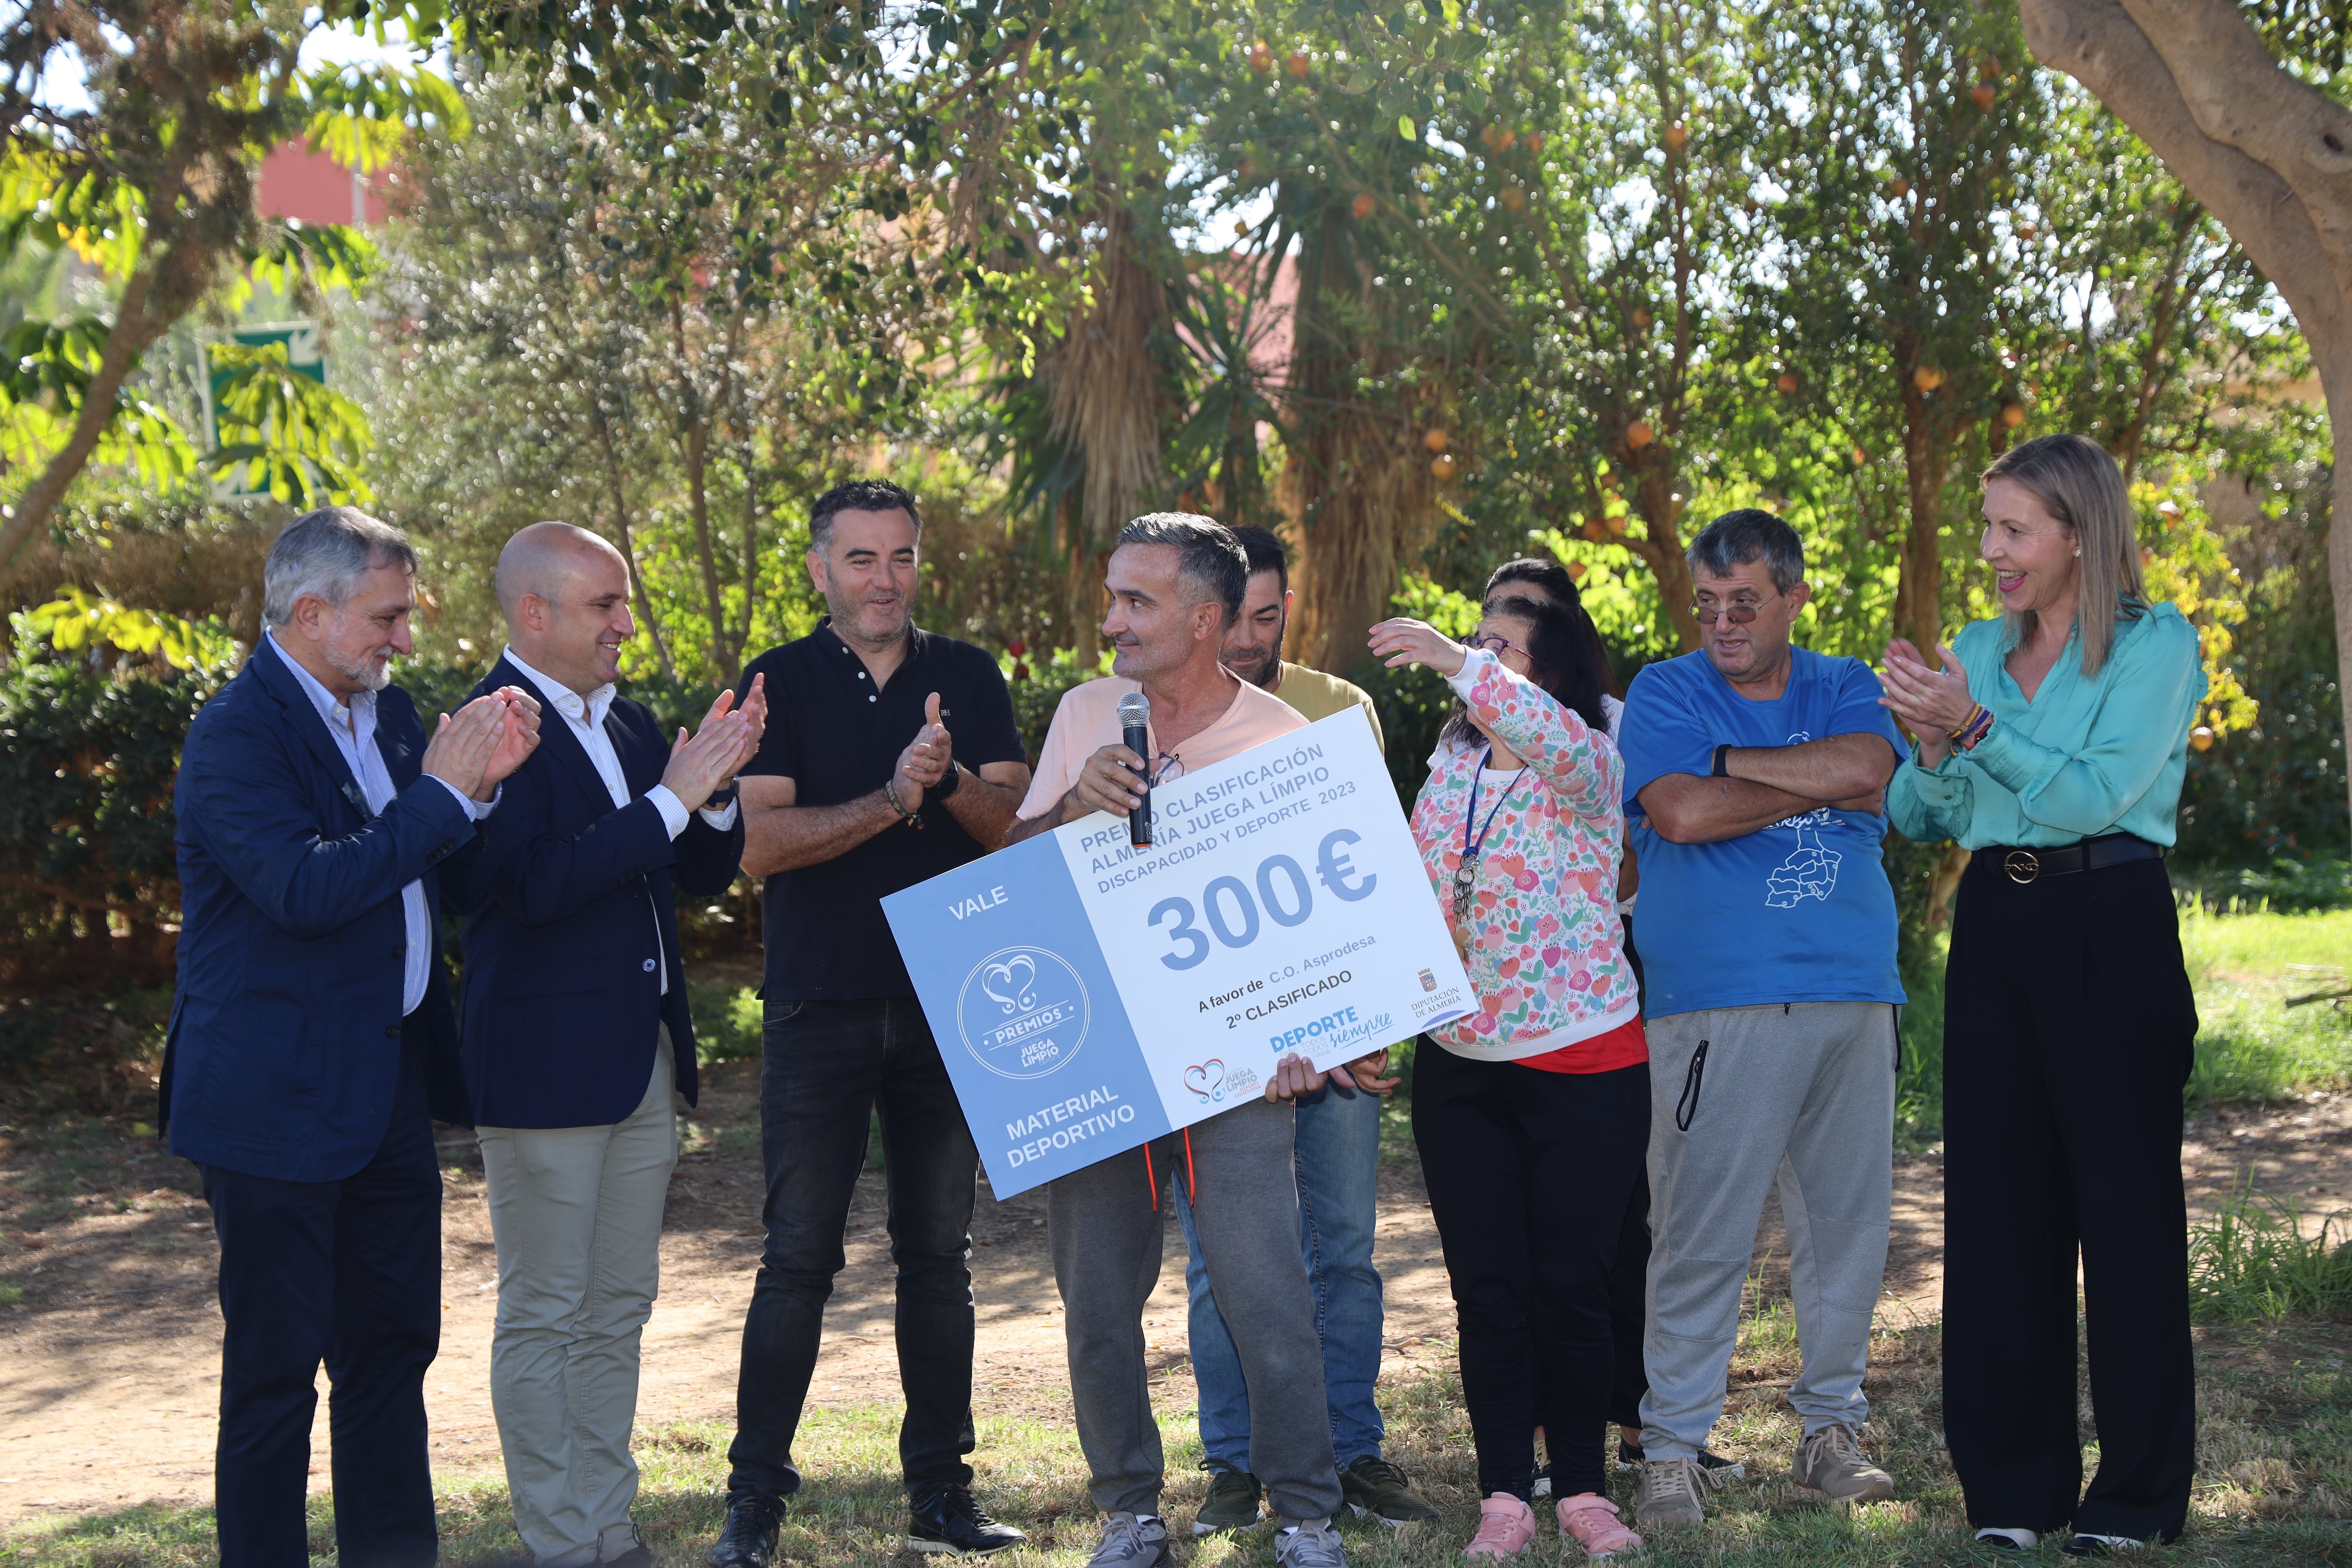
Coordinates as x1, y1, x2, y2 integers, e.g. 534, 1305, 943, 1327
1627, 420, 1655, 449
1851, 445, 1868, 466
1248, 41, 1272, 73
1631, 307, 1652, 328
1891, 176, 1911, 198
1431, 454, 1458, 481
1287, 50, 1310, 79
2000, 401, 2025, 429
1971, 82, 1996, 110
1663, 122, 1687, 152
2189, 725, 2216, 753
1352, 192, 1376, 219
2015, 222, 2037, 239
1568, 561, 1589, 582
1423, 428, 1450, 454
1776, 373, 1798, 393
1913, 366, 1946, 393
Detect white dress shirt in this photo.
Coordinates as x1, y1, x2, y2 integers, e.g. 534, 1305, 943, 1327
268, 634, 496, 1016
502, 648, 739, 996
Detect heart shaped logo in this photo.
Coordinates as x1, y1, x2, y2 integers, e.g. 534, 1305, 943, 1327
1183, 1059, 1226, 1101
981, 953, 1039, 1014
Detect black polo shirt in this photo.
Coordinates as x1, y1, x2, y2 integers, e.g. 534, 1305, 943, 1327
736, 619, 1024, 999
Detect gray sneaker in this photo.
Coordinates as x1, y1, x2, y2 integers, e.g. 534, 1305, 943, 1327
1086, 1513, 1170, 1568
1789, 1424, 1895, 1504
1633, 1455, 1707, 1529
1275, 1517, 1349, 1568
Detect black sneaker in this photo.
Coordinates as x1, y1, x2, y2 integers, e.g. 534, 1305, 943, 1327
707, 1489, 787, 1568
1616, 1440, 1745, 1485
908, 1483, 1027, 1556
1193, 1461, 1264, 1535
1337, 1456, 1440, 1525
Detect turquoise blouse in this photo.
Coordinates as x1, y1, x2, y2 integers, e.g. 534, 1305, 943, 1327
1886, 602, 2207, 851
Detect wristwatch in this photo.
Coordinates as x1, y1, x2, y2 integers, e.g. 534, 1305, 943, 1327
705, 781, 739, 811
930, 762, 964, 802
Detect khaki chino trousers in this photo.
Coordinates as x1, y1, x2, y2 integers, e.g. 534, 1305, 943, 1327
477, 1032, 679, 1566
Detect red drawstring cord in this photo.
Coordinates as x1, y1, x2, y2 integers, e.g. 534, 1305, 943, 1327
1143, 1144, 1155, 1207
1183, 1127, 1198, 1204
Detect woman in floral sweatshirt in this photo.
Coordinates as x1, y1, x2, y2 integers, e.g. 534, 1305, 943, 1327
1367, 595, 1647, 1560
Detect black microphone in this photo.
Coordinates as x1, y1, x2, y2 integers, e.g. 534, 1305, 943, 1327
1118, 691, 1152, 848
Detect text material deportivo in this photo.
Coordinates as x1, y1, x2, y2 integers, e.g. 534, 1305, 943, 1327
882, 708, 1474, 1197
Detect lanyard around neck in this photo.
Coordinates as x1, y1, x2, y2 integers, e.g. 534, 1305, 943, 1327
1462, 747, 1526, 860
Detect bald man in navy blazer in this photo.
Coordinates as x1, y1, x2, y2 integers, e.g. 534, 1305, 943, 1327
459, 522, 761, 1568
166, 507, 540, 1568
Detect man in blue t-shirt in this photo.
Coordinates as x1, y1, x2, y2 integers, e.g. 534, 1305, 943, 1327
1615, 509, 1906, 1532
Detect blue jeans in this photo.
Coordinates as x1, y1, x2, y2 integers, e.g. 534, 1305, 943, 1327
1176, 1085, 1385, 1469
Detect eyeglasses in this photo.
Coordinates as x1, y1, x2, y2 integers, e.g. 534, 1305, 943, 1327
1689, 595, 1779, 627
1466, 633, 1523, 658
1147, 752, 1185, 785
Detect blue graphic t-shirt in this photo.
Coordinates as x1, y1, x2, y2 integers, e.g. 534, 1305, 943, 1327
1619, 647, 1907, 1018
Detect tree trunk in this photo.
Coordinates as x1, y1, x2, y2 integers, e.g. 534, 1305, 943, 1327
0, 269, 164, 565
598, 419, 678, 680
2021, 0, 2352, 823
1889, 392, 1948, 658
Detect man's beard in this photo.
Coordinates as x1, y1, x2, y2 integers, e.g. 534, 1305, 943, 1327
326, 642, 395, 692
827, 588, 910, 649
1225, 644, 1279, 689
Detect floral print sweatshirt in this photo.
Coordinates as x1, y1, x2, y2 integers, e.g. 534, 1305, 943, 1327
1413, 649, 1639, 1061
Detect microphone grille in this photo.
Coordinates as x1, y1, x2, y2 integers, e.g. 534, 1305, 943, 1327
1116, 692, 1150, 726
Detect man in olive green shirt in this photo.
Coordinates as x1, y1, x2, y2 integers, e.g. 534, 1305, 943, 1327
1173, 526, 1437, 1534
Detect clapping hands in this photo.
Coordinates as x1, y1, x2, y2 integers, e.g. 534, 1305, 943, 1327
660, 673, 767, 812
893, 692, 953, 809
423, 687, 543, 802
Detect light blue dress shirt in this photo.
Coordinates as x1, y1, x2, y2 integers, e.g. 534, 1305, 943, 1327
1886, 602, 2207, 851
268, 634, 496, 1014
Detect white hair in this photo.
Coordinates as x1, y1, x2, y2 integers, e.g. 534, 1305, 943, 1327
262, 507, 416, 628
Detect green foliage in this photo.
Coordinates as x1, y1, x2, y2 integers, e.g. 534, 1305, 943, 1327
2188, 1177, 2352, 1323
0, 2, 468, 560
1005, 646, 1113, 764
0, 642, 233, 984
10, 589, 238, 671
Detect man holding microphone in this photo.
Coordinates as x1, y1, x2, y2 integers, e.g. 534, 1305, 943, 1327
1008, 513, 1389, 1568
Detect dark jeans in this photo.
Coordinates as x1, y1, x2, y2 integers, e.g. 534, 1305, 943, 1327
1943, 857, 2199, 1543
1414, 1045, 1652, 1501
726, 997, 980, 1498
201, 1044, 442, 1568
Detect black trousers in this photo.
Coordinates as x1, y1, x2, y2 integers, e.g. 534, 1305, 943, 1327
1414, 1045, 1651, 1500
200, 1040, 443, 1568
726, 997, 980, 1498
1942, 856, 2198, 1542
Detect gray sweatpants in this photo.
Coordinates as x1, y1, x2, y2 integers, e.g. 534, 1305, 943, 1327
1047, 1094, 1343, 1522
1639, 1002, 1896, 1458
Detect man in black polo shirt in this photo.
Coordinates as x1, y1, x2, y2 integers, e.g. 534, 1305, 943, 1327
706, 480, 1032, 1568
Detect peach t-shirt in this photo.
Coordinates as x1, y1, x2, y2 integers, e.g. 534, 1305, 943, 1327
1017, 673, 1310, 820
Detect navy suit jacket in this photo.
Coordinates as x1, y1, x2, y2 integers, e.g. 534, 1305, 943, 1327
163, 637, 480, 1182
458, 656, 744, 1128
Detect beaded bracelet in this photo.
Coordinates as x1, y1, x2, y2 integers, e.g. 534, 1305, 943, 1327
1953, 707, 1995, 751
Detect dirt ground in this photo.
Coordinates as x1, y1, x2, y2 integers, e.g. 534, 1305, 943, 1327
2, 1063, 2348, 1526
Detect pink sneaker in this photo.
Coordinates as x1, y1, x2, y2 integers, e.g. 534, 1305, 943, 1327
1557, 1493, 1643, 1558
1464, 1494, 1536, 1559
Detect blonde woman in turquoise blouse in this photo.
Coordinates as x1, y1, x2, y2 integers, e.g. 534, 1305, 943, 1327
1879, 434, 2204, 1560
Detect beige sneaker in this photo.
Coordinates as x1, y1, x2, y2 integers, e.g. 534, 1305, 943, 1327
1789, 1424, 1896, 1504
1632, 1455, 1707, 1529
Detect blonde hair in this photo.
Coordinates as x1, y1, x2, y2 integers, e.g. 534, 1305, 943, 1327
1981, 434, 2145, 676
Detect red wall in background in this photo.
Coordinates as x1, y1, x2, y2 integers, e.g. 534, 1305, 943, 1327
255, 143, 388, 227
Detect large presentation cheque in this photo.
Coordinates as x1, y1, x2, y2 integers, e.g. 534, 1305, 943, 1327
882, 707, 1473, 1198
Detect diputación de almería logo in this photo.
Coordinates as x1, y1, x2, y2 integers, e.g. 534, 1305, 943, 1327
956, 946, 1092, 1080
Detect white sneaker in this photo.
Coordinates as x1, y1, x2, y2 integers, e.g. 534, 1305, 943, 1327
1976, 1527, 2039, 1550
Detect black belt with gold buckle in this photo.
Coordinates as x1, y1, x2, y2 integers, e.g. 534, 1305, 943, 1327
1971, 834, 2165, 885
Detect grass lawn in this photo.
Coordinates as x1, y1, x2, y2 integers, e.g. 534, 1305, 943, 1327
11, 1314, 2350, 1567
